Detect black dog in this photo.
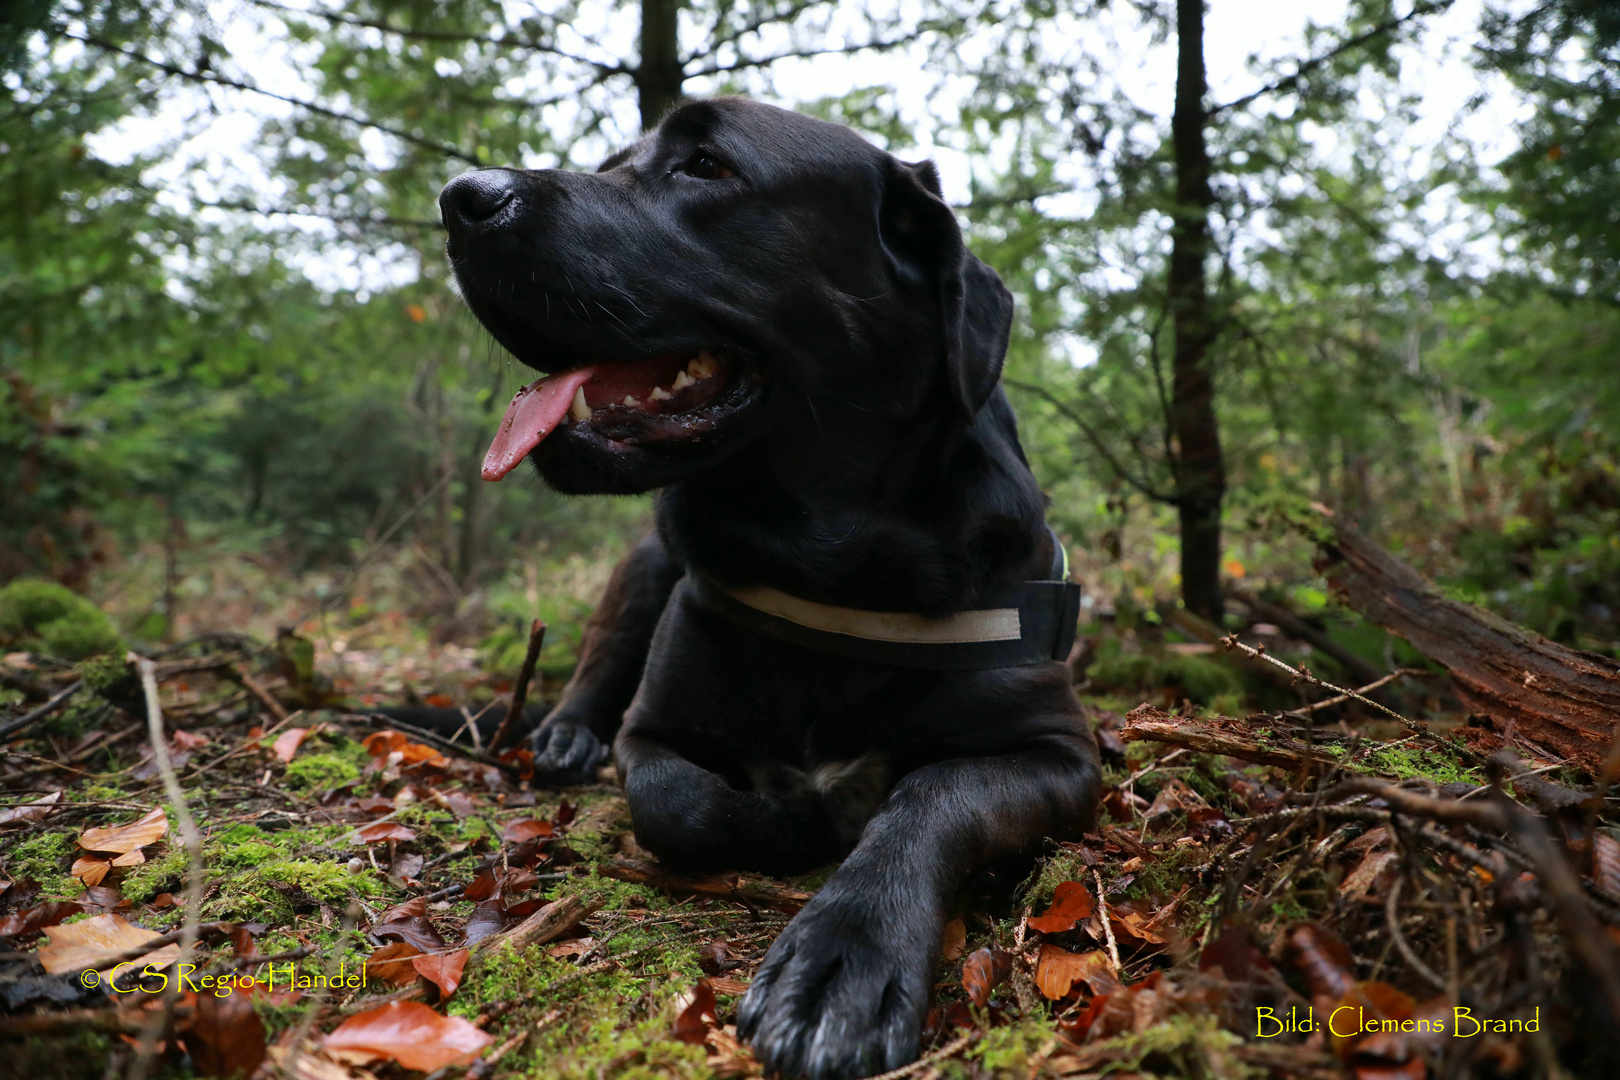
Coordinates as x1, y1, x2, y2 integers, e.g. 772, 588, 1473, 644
439, 98, 1101, 1079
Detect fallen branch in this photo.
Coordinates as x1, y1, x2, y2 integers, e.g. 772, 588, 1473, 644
489, 620, 545, 753
599, 857, 814, 913
0, 681, 83, 741
1312, 508, 1620, 771
1120, 704, 1343, 769
476, 894, 601, 954
228, 662, 289, 722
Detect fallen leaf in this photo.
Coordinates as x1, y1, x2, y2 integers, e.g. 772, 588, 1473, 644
462, 870, 499, 902
372, 914, 445, 952
547, 938, 593, 959
1034, 945, 1118, 1000
78, 807, 167, 854
323, 1000, 492, 1071
366, 942, 423, 987
1199, 926, 1274, 984
113, 848, 145, 868
461, 899, 506, 947
411, 949, 469, 999
961, 947, 1013, 1008
1109, 909, 1168, 945
940, 917, 966, 961
171, 729, 210, 751
0, 790, 61, 827
672, 981, 719, 1045
1340, 850, 1399, 903
0, 901, 85, 938
80, 885, 127, 911
1329, 981, 1416, 1059
1029, 881, 1095, 934
709, 976, 750, 996
501, 819, 554, 843
273, 727, 310, 763
37, 912, 180, 973
1286, 923, 1357, 1002
354, 821, 416, 844
71, 855, 111, 887
181, 986, 268, 1078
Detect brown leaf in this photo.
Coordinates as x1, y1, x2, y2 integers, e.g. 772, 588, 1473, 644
411, 949, 469, 999
462, 870, 499, 902
1329, 981, 1416, 1059
1198, 926, 1274, 983
37, 912, 181, 973
1285, 924, 1357, 1002
1034, 945, 1117, 1000
961, 947, 1013, 1008
1594, 833, 1620, 901
1028, 881, 1095, 934
373, 915, 445, 952
501, 818, 554, 844
273, 727, 310, 763
378, 897, 426, 924
171, 729, 210, 751
181, 986, 268, 1079
461, 899, 506, 947
78, 807, 167, 854
322, 1000, 492, 1071
354, 821, 416, 844
0, 790, 61, 827
71, 854, 112, 887
0, 901, 86, 938
366, 942, 423, 987
672, 980, 719, 1045
1109, 909, 1168, 945
547, 938, 594, 959
112, 848, 146, 868
80, 885, 127, 911
709, 976, 750, 996
940, 917, 966, 962
1340, 851, 1398, 904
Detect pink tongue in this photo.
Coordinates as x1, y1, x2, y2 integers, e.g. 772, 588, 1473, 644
481, 367, 598, 481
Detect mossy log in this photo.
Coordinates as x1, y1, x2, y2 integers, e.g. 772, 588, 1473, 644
1313, 509, 1620, 773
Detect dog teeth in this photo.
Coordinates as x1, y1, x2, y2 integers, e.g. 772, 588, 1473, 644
689, 350, 719, 379
648, 386, 672, 401
623, 395, 641, 407
570, 387, 590, 421
672, 370, 695, 391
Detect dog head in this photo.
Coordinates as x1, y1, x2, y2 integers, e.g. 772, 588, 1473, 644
441, 98, 1013, 495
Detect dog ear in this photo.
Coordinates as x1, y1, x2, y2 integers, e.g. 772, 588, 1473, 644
880, 158, 1014, 421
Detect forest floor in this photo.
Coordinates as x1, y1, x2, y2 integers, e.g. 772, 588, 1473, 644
2, 561, 1619, 1080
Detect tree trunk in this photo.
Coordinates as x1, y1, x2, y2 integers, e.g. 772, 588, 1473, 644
1168, 0, 1226, 622
637, 0, 683, 131
1314, 510, 1620, 773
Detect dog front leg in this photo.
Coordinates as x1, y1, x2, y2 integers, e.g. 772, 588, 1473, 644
616, 733, 849, 876
530, 532, 682, 782
738, 737, 1100, 1080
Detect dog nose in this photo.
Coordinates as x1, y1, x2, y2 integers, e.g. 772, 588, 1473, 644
440, 171, 517, 227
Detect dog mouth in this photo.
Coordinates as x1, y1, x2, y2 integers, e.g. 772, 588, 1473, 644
482, 349, 747, 480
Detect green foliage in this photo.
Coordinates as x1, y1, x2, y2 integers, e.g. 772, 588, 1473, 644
281, 747, 365, 792
0, 579, 122, 657
3, 830, 78, 896
1086, 643, 1244, 705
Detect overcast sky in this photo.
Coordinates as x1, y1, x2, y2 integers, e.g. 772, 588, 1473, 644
77, 0, 1531, 295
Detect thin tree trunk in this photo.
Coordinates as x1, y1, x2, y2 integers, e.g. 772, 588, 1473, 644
637, 0, 683, 131
1169, 0, 1226, 622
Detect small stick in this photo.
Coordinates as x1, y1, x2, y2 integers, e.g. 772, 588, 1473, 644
1220, 634, 1426, 734
866, 1029, 978, 1080
229, 662, 288, 722
128, 654, 208, 1080
489, 620, 545, 753
0, 680, 83, 741
1094, 869, 1121, 972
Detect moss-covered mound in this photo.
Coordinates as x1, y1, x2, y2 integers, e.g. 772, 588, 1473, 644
0, 579, 123, 659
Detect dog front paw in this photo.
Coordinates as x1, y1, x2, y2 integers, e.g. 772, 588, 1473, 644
528, 719, 606, 784
738, 898, 930, 1079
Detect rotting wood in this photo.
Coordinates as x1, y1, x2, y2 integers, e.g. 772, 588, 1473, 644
599, 856, 813, 913
480, 894, 601, 953
1121, 704, 1343, 769
1312, 509, 1620, 772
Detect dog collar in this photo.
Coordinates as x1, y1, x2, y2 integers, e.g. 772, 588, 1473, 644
687, 528, 1080, 670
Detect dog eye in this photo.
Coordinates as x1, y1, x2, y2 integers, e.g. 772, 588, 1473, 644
681, 154, 735, 181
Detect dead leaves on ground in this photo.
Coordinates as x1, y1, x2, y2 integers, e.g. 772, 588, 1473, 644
72, 806, 167, 886
323, 1000, 492, 1071
36, 912, 181, 974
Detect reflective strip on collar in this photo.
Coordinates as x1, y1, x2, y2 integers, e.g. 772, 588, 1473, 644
724, 584, 1022, 644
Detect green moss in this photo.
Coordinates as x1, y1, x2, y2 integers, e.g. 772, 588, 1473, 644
968, 1019, 1059, 1072
1087, 650, 1243, 704
1367, 743, 1482, 786
122, 847, 189, 903
282, 749, 363, 792
3, 831, 78, 895
204, 858, 384, 922
74, 654, 137, 699
0, 579, 123, 659
1076, 1014, 1256, 1079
